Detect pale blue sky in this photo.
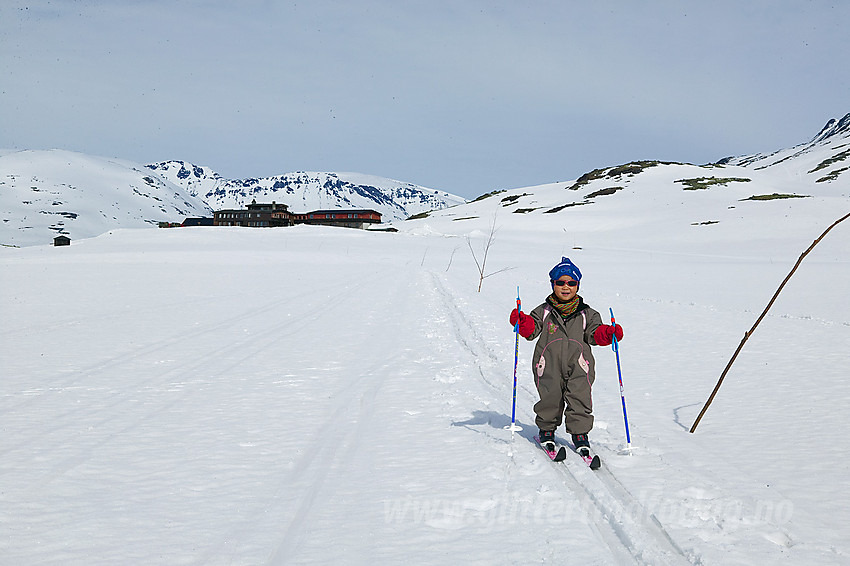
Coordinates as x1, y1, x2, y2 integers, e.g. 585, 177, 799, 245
1, 0, 847, 198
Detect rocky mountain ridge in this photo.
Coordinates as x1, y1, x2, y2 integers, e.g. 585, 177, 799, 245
145, 162, 466, 221
717, 112, 850, 179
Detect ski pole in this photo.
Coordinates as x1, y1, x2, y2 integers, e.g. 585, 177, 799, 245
610, 308, 632, 451
506, 287, 523, 437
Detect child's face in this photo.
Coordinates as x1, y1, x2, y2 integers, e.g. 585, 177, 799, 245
552, 276, 578, 301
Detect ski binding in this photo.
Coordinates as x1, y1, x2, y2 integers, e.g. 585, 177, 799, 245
577, 446, 601, 470
534, 435, 567, 461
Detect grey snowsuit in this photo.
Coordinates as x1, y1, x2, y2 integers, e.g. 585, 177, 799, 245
525, 297, 603, 434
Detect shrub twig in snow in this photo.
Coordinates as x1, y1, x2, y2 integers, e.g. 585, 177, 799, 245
467, 215, 513, 292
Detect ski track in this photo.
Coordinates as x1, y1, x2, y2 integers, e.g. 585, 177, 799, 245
0, 279, 376, 471
595, 466, 696, 562
0, 291, 227, 341
427, 270, 541, 411
428, 271, 503, 391
266, 356, 388, 565
1, 283, 332, 413
201, 266, 417, 564
1, 244, 426, 565
2, 311, 318, 500
557, 453, 698, 566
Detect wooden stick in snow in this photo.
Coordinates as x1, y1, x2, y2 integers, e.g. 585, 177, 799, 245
690, 211, 850, 433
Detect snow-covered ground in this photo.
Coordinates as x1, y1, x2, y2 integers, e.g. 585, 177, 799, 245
2, 196, 848, 564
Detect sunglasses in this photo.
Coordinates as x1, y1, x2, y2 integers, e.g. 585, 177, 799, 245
553, 279, 578, 287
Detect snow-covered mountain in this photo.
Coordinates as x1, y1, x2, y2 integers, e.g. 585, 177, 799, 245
0, 150, 213, 247
0, 152, 466, 247
145, 161, 467, 222
718, 112, 850, 183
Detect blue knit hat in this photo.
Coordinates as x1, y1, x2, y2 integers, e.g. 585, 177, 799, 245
549, 257, 582, 283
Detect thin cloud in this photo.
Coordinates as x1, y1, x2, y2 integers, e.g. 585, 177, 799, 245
1, 0, 847, 198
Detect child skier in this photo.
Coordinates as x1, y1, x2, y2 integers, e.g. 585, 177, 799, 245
509, 257, 623, 454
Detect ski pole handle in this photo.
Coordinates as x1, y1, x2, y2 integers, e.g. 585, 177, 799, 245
609, 308, 618, 352
516, 292, 521, 329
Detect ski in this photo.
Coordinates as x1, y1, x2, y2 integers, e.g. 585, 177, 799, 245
576, 447, 602, 470
534, 435, 567, 461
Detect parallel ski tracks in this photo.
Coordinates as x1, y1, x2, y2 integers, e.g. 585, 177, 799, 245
428, 271, 527, 399
557, 453, 698, 566
203, 269, 418, 563
594, 464, 698, 564
2, 284, 330, 411
264, 353, 391, 565
0, 276, 381, 484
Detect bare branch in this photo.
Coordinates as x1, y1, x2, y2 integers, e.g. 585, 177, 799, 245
690, 211, 850, 433
482, 266, 517, 279
466, 213, 510, 291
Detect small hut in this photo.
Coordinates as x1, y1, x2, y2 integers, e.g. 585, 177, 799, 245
53, 235, 71, 246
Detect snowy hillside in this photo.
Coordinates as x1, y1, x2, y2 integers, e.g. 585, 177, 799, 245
0, 150, 213, 247
146, 160, 467, 222
394, 113, 850, 261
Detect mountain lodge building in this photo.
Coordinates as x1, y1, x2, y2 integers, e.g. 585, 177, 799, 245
212, 201, 381, 229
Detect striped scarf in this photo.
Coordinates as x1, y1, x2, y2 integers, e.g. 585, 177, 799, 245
547, 293, 580, 318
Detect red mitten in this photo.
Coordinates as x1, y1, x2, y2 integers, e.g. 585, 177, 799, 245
509, 309, 536, 338
593, 324, 623, 346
